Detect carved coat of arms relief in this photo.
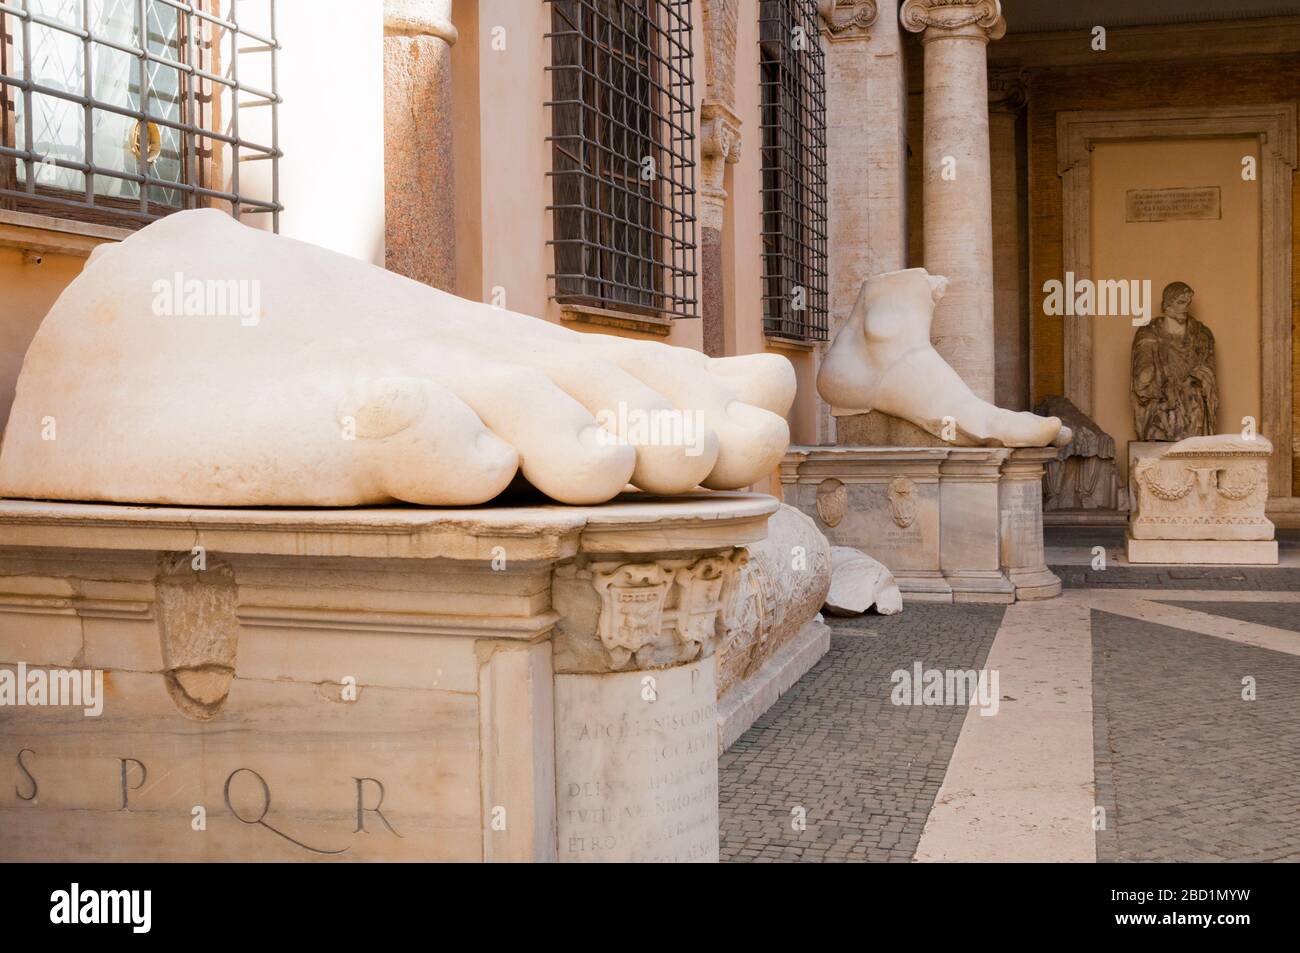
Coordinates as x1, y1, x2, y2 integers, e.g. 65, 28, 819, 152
592, 552, 744, 670
887, 476, 918, 529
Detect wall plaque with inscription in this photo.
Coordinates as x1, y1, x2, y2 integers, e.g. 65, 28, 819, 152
1125, 187, 1221, 223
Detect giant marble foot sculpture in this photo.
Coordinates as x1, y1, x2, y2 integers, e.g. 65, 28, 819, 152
0, 210, 796, 506
817, 267, 1067, 448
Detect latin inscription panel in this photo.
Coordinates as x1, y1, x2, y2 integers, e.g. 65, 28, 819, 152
1125, 187, 1221, 222
555, 658, 718, 863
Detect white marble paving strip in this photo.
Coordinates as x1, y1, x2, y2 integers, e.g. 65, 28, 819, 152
1115, 549, 1300, 569
1044, 547, 1300, 569
1094, 589, 1300, 603
1083, 592, 1300, 657
915, 594, 1096, 862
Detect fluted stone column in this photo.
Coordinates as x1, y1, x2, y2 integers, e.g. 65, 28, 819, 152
384, 1, 457, 291
901, 0, 1004, 403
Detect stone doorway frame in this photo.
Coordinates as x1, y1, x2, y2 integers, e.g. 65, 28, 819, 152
1056, 103, 1297, 497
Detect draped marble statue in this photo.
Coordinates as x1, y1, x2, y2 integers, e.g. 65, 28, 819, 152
1035, 395, 1123, 511
1130, 281, 1219, 442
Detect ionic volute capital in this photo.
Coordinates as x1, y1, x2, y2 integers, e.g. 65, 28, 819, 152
700, 102, 741, 231
900, 0, 1005, 41
384, 0, 458, 43
817, 0, 879, 41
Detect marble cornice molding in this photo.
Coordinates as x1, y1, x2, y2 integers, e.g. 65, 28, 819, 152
384, 0, 458, 43
900, 0, 1005, 42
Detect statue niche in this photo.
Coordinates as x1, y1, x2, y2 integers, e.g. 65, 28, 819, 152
1130, 281, 1219, 441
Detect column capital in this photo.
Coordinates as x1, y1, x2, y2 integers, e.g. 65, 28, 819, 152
700, 102, 742, 230
900, 0, 1005, 42
701, 102, 743, 164
817, 0, 879, 41
384, 0, 457, 44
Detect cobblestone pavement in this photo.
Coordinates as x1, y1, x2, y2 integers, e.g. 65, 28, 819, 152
717, 605, 1004, 863
719, 560, 1300, 861
1091, 607, 1300, 862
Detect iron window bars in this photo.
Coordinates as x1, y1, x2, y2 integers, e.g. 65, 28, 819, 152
0, 0, 280, 230
759, 0, 828, 341
545, 0, 697, 319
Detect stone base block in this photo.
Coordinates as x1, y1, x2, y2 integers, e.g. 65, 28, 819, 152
782, 445, 1059, 604
893, 570, 954, 601
0, 493, 779, 863
948, 571, 1016, 604
835, 412, 948, 447
1126, 536, 1279, 565
1007, 567, 1064, 600
1129, 435, 1275, 540
716, 617, 830, 753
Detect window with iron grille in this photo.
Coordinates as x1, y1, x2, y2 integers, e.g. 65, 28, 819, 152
545, 0, 697, 319
0, 0, 280, 230
759, 0, 828, 341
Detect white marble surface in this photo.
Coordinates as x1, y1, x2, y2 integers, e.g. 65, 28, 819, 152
824, 546, 902, 615
0, 495, 774, 862
916, 595, 1096, 863
1126, 537, 1279, 565
817, 267, 1064, 447
717, 504, 832, 698
0, 210, 796, 506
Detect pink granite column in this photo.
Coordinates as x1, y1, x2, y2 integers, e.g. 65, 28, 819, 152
384, 0, 457, 291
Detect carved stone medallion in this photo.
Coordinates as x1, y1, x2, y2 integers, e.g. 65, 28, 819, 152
815, 478, 847, 528
155, 552, 239, 720
887, 476, 918, 529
